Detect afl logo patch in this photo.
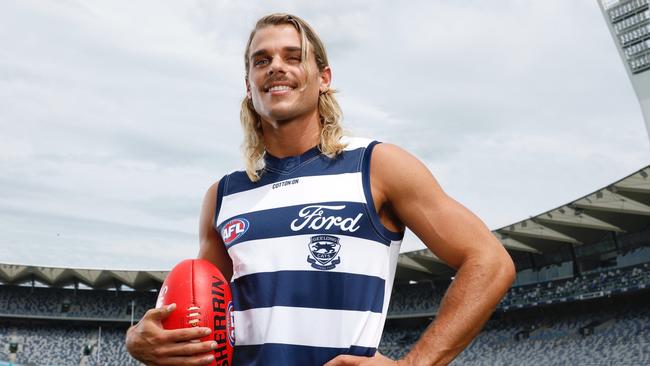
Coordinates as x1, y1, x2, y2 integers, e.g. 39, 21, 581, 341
221, 218, 249, 245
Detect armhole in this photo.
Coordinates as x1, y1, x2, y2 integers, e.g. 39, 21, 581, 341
212, 176, 227, 233
361, 141, 405, 242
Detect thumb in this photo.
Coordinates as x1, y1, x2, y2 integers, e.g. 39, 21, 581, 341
148, 303, 176, 321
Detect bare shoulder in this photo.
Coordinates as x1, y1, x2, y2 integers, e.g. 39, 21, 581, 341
370, 142, 511, 270
370, 142, 444, 201
370, 143, 435, 177
199, 180, 221, 244
369, 142, 410, 165
202, 181, 220, 207
198, 179, 233, 281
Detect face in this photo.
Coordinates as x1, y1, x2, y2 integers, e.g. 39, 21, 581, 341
246, 24, 331, 124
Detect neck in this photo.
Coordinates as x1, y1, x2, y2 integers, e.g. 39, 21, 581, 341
261, 109, 321, 158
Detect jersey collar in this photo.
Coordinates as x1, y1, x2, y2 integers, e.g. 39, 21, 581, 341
264, 145, 321, 173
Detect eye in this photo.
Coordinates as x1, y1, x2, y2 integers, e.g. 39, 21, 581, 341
254, 58, 270, 67
287, 56, 301, 63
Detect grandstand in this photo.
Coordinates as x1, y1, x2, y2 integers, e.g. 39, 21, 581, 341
0, 323, 136, 366
0, 282, 154, 365
382, 292, 650, 365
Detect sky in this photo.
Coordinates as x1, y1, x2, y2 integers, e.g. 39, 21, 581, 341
1, 0, 648, 271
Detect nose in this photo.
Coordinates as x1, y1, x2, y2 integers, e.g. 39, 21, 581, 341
268, 56, 287, 76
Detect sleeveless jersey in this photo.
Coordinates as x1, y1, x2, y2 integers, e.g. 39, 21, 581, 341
213, 137, 404, 366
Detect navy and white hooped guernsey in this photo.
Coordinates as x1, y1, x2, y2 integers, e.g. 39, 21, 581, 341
213, 137, 404, 366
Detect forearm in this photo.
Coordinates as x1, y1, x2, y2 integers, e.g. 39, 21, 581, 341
400, 252, 515, 366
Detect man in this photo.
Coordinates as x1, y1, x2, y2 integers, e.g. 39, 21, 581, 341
126, 13, 515, 366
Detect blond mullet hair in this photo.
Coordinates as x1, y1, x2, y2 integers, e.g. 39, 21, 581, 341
240, 13, 345, 182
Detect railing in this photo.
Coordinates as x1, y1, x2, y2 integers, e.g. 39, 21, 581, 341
0, 312, 140, 324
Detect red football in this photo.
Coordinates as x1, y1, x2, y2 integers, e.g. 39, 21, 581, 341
156, 259, 234, 365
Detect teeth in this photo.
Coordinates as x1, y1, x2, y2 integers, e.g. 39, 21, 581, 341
268, 85, 292, 92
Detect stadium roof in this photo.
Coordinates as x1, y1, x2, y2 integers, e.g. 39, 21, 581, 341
2, 164, 649, 289
399, 164, 650, 278
0, 262, 167, 291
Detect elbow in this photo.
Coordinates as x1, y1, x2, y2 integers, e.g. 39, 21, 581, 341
477, 248, 516, 291
499, 251, 516, 287
489, 249, 516, 294
487, 236, 517, 287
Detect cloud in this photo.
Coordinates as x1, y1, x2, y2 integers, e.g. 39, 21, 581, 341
0, 207, 197, 270
0, 0, 648, 267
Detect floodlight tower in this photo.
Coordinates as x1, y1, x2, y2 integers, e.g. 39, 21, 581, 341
599, 0, 650, 141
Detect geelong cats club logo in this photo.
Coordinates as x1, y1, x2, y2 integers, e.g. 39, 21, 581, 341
221, 218, 249, 245
307, 235, 341, 270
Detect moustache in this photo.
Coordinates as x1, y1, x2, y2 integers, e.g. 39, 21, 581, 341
263, 76, 297, 91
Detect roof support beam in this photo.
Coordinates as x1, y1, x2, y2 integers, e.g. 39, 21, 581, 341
613, 169, 650, 193
574, 190, 650, 216
535, 207, 624, 232
498, 220, 582, 244
496, 234, 543, 254
0, 264, 29, 281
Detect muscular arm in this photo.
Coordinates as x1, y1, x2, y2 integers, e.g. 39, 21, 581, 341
375, 144, 515, 365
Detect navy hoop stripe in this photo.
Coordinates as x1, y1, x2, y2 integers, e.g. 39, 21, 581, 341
218, 201, 394, 248
223, 147, 366, 196
232, 270, 385, 312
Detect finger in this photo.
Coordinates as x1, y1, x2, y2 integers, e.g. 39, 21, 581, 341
324, 354, 363, 366
164, 327, 213, 343
154, 353, 216, 366
375, 352, 393, 361
145, 303, 177, 321
157, 340, 218, 357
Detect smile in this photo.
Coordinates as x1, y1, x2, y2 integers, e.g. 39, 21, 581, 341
267, 85, 294, 93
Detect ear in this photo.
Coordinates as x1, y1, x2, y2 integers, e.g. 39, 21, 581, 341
319, 66, 332, 94
245, 78, 252, 100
